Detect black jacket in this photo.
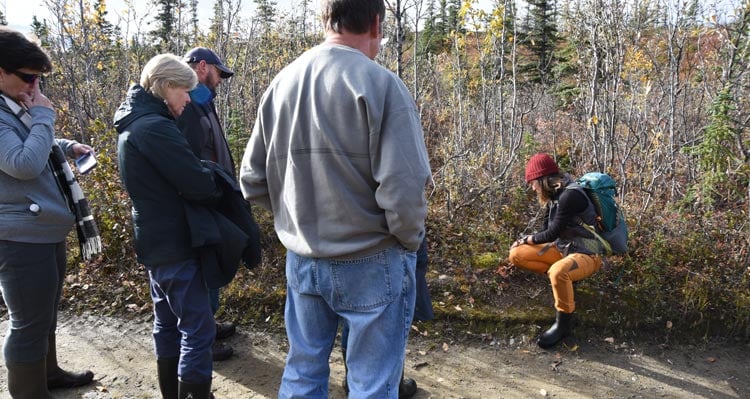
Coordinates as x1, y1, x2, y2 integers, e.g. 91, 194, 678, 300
176, 100, 236, 176
114, 85, 222, 266
186, 161, 262, 289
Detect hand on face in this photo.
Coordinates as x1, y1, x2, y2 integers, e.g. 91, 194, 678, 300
8, 74, 53, 110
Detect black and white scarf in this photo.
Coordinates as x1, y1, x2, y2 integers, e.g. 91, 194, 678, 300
1, 94, 102, 260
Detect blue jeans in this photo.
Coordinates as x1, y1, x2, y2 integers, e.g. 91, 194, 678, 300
341, 237, 433, 350
279, 245, 416, 399
148, 258, 215, 384
0, 241, 65, 363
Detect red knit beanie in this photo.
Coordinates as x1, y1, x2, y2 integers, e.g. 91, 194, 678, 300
525, 153, 560, 183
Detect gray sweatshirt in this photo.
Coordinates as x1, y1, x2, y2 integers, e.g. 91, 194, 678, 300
240, 43, 431, 258
0, 98, 77, 243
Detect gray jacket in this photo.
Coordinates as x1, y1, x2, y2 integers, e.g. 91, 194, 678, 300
0, 97, 77, 243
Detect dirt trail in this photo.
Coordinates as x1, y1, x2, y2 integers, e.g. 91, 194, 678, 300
0, 311, 748, 398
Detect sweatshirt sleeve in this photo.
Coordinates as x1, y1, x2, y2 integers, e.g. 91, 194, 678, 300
0, 106, 55, 180
239, 109, 272, 211
56, 138, 78, 158
370, 86, 431, 251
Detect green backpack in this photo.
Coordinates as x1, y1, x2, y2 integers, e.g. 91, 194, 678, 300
573, 172, 629, 256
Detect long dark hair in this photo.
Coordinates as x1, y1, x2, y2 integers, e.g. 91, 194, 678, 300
535, 173, 567, 206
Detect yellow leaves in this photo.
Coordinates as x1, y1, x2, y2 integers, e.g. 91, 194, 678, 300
459, 0, 475, 20
589, 115, 599, 126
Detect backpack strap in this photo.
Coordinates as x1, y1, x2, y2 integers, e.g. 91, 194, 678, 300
566, 184, 613, 256
579, 223, 613, 256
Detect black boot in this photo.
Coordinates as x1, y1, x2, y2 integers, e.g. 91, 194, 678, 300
399, 369, 418, 398
212, 341, 233, 362
46, 333, 95, 389
157, 357, 179, 399
538, 311, 573, 349
215, 322, 236, 340
178, 380, 213, 399
7, 359, 55, 399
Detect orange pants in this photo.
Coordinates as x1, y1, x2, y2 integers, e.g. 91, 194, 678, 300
508, 243, 601, 313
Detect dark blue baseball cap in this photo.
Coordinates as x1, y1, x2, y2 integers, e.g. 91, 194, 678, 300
183, 47, 234, 78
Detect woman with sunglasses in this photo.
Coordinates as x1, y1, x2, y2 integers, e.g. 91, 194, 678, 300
0, 27, 99, 398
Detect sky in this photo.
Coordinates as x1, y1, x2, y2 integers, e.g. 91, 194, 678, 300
3, 0, 295, 33
3, 0, 738, 35
3, 0, 502, 34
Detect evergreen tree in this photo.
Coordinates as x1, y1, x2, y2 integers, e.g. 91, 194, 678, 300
30, 16, 50, 47
209, 0, 225, 44
255, 0, 277, 29
446, 0, 462, 33
519, 0, 559, 84
93, 0, 118, 42
190, 0, 199, 39
419, 0, 449, 54
153, 0, 177, 51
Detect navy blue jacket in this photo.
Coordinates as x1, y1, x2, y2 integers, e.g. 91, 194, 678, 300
186, 161, 262, 289
114, 85, 222, 266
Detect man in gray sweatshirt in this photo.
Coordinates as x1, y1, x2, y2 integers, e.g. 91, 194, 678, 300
239, 0, 431, 397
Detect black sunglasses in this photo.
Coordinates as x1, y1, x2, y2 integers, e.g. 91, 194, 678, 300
12, 70, 41, 84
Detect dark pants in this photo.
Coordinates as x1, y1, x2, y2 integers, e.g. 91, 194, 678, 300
148, 258, 215, 384
209, 288, 220, 315
0, 240, 65, 363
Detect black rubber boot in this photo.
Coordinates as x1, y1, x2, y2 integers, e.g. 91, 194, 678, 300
212, 341, 234, 362
7, 359, 55, 399
399, 369, 418, 398
178, 380, 213, 399
215, 322, 236, 340
157, 357, 179, 399
538, 311, 573, 349
46, 333, 95, 389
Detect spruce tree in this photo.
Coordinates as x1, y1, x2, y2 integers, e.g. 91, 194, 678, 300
519, 0, 559, 84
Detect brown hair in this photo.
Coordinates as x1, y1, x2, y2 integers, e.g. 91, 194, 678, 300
320, 0, 385, 34
534, 174, 566, 206
0, 27, 52, 73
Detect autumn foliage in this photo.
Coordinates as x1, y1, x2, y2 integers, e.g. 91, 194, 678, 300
20, 0, 750, 341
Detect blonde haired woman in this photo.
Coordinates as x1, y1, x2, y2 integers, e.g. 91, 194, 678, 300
508, 153, 604, 349
114, 53, 221, 399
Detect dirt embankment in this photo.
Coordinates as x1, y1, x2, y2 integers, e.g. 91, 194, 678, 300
0, 312, 748, 398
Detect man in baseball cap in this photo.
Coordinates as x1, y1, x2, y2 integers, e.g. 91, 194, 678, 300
178, 47, 238, 362
183, 47, 234, 78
